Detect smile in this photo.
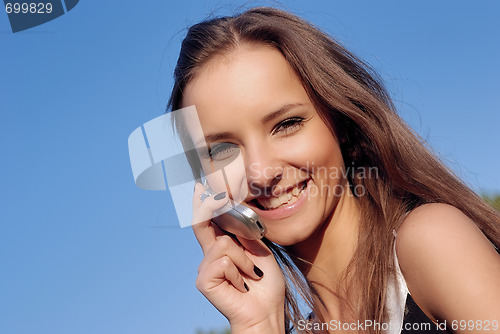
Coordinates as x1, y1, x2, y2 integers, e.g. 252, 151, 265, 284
255, 181, 308, 210
247, 179, 311, 221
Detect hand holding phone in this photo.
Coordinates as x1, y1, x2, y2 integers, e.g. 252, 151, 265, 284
192, 182, 286, 333
200, 187, 267, 240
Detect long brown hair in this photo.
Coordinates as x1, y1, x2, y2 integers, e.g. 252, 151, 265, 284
167, 7, 500, 333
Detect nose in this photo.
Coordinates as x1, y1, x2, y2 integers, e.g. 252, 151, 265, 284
244, 143, 283, 196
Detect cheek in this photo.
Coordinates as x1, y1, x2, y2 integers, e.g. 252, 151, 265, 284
205, 154, 249, 204
311, 128, 343, 171
281, 127, 342, 171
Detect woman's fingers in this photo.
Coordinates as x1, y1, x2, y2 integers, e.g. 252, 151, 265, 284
191, 183, 264, 298
192, 182, 229, 254
237, 236, 274, 257
192, 182, 229, 223
196, 255, 248, 294
199, 234, 264, 281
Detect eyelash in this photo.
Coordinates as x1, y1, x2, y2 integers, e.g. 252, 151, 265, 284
202, 117, 305, 162
207, 143, 239, 161
272, 117, 305, 135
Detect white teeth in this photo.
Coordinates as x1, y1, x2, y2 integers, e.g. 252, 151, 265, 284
257, 181, 307, 210
269, 197, 282, 208
278, 192, 289, 205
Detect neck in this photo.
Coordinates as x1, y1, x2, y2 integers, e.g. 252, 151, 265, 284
286, 185, 360, 319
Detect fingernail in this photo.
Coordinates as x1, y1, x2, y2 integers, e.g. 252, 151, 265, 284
244, 282, 249, 291
214, 192, 226, 200
254, 265, 264, 278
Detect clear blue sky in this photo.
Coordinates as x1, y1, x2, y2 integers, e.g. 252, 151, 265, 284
1, 1, 499, 333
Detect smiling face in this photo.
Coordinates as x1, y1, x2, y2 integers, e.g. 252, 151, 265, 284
182, 44, 347, 246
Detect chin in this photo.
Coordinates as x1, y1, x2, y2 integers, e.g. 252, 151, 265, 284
264, 219, 320, 247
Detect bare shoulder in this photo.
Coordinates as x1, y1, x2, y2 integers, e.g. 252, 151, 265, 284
396, 203, 500, 330
396, 203, 489, 250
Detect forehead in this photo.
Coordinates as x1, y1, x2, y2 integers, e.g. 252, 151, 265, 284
181, 44, 312, 127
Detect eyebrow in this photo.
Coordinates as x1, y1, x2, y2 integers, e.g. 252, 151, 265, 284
197, 103, 305, 146
197, 132, 234, 146
261, 103, 304, 124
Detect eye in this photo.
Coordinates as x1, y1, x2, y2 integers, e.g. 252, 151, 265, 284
207, 142, 240, 161
272, 117, 305, 136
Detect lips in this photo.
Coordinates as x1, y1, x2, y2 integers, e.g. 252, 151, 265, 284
253, 181, 308, 210
247, 179, 311, 221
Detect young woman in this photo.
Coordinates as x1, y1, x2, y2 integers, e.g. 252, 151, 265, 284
168, 7, 500, 334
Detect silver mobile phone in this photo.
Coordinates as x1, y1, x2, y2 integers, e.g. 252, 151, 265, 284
201, 183, 266, 240
213, 202, 266, 240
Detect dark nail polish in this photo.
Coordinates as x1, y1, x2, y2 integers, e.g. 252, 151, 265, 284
214, 192, 226, 200
244, 282, 249, 291
254, 265, 264, 278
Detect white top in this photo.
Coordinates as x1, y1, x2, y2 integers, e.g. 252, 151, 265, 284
302, 231, 410, 334
385, 230, 410, 334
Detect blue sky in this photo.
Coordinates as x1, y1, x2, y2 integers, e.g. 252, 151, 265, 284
1, 1, 499, 333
